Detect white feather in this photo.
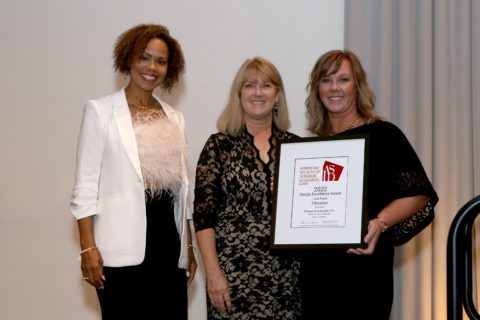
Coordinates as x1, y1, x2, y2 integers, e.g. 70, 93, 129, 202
133, 110, 186, 197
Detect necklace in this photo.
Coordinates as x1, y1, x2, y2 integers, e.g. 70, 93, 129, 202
329, 115, 362, 136
127, 99, 159, 111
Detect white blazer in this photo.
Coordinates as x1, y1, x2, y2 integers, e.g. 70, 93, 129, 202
70, 89, 192, 268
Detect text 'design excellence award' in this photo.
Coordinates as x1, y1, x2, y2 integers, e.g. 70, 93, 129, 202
270, 135, 369, 249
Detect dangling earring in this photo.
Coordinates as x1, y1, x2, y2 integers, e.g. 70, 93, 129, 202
274, 103, 279, 117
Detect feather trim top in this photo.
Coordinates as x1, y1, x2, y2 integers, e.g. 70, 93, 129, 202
133, 110, 186, 196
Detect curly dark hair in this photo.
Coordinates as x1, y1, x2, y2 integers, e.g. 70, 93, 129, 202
113, 24, 185, 92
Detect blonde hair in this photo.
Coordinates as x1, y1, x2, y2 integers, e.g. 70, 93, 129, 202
217, 57, 291, 136
305, 50, 380, 136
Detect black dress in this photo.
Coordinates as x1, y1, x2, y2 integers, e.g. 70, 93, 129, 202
301, 121, 438, 320
194, 128, 302, 319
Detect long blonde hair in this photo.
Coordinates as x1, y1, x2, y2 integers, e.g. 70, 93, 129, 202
217, 57, 291, 136
305, 50, 379, 136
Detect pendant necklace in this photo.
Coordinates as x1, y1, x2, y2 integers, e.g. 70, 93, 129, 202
329, 115, 362, 136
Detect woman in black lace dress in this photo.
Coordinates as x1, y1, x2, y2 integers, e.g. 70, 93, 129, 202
194, 57, 302, 319
301, 50, 438, 320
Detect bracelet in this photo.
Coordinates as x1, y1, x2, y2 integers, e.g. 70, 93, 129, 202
80, 247, 97, 255
375, 217, 389, 233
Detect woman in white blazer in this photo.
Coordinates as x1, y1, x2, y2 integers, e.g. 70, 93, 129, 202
70, 24, 196, 319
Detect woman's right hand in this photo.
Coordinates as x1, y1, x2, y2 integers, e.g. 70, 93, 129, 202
81, 249, 105, 289
206, 268, 232, 313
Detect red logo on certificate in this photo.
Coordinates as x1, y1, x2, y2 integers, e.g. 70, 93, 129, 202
322, 161, 344, 181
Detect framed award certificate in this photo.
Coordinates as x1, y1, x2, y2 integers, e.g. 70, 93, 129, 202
270, 134, 369, 249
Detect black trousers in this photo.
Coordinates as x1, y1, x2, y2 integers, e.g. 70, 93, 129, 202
97, 192, 187, 320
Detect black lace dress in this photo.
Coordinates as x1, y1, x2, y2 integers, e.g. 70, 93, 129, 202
194, 128, 302, 320
301, 120, 439, 320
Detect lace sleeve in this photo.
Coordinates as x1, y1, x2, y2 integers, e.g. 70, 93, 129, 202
382, 124, 439, 245
193, 134, 224, 232
390, 170, 439, 245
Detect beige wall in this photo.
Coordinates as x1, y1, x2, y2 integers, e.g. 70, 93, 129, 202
0, 0, 344, 319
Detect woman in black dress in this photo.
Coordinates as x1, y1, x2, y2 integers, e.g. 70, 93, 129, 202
194, 57, 302, 319
301, 50, 438, 320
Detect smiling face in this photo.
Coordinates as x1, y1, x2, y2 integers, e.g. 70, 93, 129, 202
128, 38, 169, 93
318, 59, 358, 118
240, 71, 278, 123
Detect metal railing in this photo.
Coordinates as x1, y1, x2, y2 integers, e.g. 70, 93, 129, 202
447, 195, 480, 319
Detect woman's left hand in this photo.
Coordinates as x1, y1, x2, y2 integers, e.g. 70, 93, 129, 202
347, 218, 384, 255
186, 246, 197, 286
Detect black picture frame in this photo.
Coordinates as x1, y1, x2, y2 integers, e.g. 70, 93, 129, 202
270, 134, 370, 249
